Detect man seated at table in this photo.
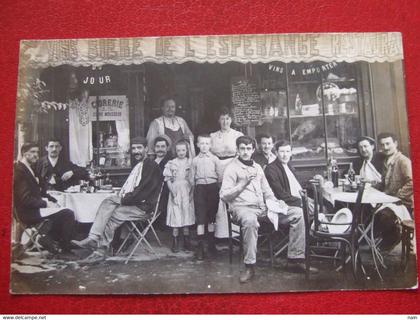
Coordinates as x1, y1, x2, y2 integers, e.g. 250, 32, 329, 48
36, 138, 90, 192
353, 136, 384, 185
14, 142, 76, 254
264, 140, 305, 209
220, 136, 316, 284
374, 132, 414, 249
153, 135, 172, 229
72, 136, 163, 262
252, 134, 277, 170
377, 132, 413, 212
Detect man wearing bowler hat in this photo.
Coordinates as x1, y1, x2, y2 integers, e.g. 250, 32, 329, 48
353, 136, 384, 186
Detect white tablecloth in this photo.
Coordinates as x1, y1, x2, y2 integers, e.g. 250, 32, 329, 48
323, 186, 400, 205
48, 191, 115, 223
322, 186, 411, 221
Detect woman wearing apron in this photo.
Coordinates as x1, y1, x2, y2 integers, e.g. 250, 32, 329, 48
210, 108, 243, 238
146, 97, 194, 157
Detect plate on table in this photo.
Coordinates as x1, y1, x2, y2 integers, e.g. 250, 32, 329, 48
96, 189, 114, 193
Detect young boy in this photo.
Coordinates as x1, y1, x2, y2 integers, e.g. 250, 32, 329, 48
191, 134, 223, 260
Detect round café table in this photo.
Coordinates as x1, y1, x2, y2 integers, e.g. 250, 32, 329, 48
322, 186, 411, 280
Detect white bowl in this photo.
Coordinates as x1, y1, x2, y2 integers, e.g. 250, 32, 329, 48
329, 208, 353, 234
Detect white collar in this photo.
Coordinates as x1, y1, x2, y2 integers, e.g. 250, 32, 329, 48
48, 156, 59, 167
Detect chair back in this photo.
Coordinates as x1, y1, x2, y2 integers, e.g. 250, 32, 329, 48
350, 182, 365, 233
307, 181, 365, 235
300, 189, 311, 241
149, 182, 165, 220
310, 181, 328, 232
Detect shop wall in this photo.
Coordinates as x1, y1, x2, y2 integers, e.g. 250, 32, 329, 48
370, 61, 410, 156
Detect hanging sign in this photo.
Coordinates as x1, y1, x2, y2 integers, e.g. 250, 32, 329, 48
88, 95, 129, 122
19, 33, 403, 68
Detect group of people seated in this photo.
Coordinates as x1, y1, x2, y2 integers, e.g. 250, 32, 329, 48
13, 97, 413, 284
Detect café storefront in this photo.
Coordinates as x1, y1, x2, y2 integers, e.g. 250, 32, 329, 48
16, 33, 408, 185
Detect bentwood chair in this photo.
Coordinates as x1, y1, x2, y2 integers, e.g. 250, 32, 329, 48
301, 182, 365, 280
116, 182, 165, 264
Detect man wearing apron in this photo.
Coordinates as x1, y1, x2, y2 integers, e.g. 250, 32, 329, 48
146, 97, 194, 157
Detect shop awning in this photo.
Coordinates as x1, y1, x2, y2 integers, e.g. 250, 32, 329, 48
19, 33, 403, 69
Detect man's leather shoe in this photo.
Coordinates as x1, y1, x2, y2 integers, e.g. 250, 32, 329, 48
287, 261, 319, 274
71, 238, 97, 250
38, 234, 62, 254
78, 250, 106, 265
239, 265, 255, 283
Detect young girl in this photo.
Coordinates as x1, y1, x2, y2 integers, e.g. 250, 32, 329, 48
163, 139, 195, 253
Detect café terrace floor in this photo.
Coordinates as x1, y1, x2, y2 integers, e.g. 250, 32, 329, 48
10, 229, 418, 295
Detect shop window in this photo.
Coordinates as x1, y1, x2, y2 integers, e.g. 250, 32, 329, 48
92, 120, 131, 168
255, 61, 362, 165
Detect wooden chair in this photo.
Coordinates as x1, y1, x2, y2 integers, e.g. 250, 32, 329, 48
400, 219, 415, 272
301, 182, 365, 279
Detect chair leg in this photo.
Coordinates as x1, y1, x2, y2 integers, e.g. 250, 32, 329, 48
268, 236, 274, 267
239, 228, 243, 263
228, 235, 233, 264
149, 225, 162, 246
305, 254, 310, 280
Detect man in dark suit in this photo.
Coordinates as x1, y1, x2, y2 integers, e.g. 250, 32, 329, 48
353, 136, 384, 186
14, 142, 76, 253
264, 140, 303, 208
252, 134, 277, 170
36, 138, 90, 192
72, 137, 163, 262
153, 135, 172, 229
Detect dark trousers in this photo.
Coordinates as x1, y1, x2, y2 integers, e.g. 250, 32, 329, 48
37, 209, 76, 249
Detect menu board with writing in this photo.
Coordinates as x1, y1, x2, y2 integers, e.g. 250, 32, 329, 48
231, 77, 262, 125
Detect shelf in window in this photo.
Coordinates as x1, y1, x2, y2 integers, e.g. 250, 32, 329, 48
289, 79, 356, 85
322, 78, 356, 83
289, 80, 321, 85
289, 112, 357, 118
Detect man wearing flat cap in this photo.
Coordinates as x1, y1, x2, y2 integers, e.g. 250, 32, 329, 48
72, 136, 163, 261
353, 136, 384, 186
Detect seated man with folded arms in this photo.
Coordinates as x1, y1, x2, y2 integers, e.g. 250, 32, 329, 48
72, 137, 163, 262
353, 136, 384, 185
36, 138, 90, 192
14, 142, 76, 254
220, 136, 316, 284
252, 134, 277, 170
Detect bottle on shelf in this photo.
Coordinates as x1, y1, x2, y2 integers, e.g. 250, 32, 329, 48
347, 162, 355, 182
104, 172, 112, 186
331, 158, 339, 187
326, 158, 333, 182
295, 93, 302, 115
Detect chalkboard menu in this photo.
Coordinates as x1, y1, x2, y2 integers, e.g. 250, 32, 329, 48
231, 77, 262, 125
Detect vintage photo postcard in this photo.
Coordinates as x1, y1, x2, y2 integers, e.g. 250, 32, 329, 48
10, 32, 417, 294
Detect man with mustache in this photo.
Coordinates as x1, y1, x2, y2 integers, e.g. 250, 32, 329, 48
378, 132, 413, 211
153, 135, 172, 229
72, 136, 163, 262
353, 136, 384, 185
36, 139, 90, 192
14, 142, 76, 254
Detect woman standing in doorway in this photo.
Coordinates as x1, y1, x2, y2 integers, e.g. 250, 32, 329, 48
210, 108, 243, 238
